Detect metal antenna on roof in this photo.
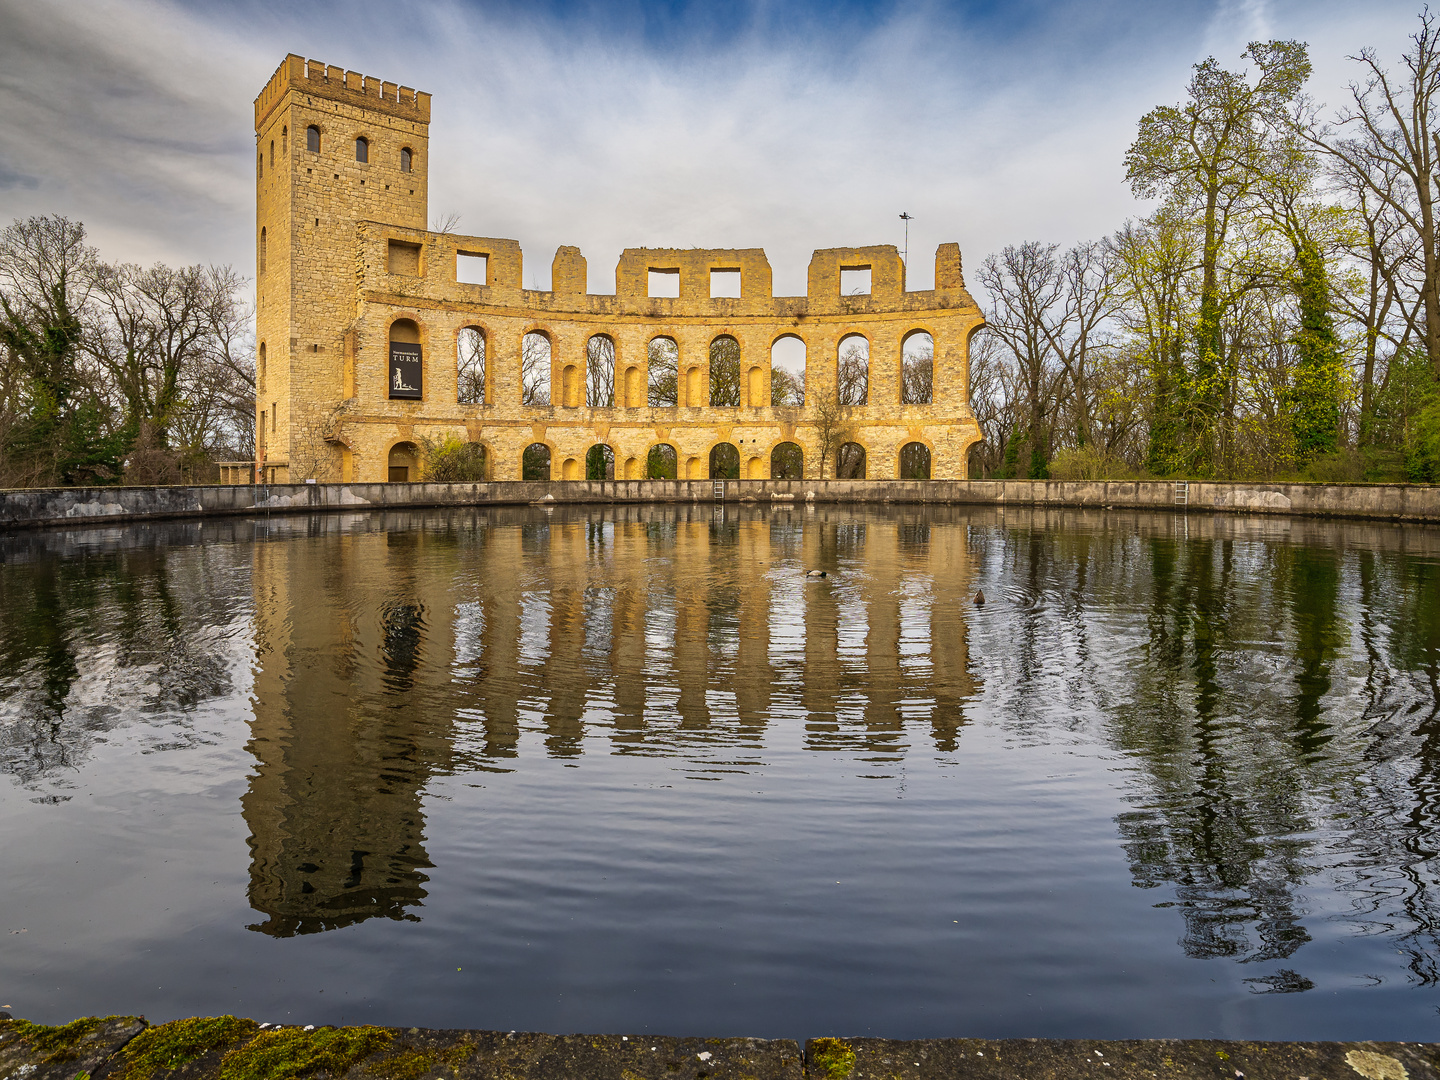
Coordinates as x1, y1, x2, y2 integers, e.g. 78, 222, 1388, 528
899, 212, 913, 266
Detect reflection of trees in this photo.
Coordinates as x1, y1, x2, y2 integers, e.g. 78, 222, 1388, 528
0, 539, 239, 787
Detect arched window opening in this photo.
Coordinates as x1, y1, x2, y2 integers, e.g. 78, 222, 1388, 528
388, 318, 422, 400
281, 126, 287, 154
269, 140, 274, 168
306, 125, 320, 152
258, 342, 266, 383
709, 336, 741, 407
521, 332, 551, 405
837, 335, 869, 406
709, 443, 740, 479
902, 331, 934, 405
771, 442, 804, 479
400, 147, 413, 173
900, 442, 932, 480
355, 136, 369, 163
586, 444, 615, 480
523, 443, 551, 481
836, 442, 866, 479
457, 327, 485, 404
647, 443, 678, 479
647, 337, 678, 406
257, 151, 263, 179
259, 227, 267, 275
586, 335, 615, 407
388, 441, 420, 483
770, 335, 806, 406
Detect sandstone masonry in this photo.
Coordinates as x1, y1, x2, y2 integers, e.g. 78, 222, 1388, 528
252, 55, 985, 484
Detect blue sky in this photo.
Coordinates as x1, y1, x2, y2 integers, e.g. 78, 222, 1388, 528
0, 0, 1427, 295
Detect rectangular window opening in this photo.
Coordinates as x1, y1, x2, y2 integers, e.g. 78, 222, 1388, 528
388, 240, 422, 276
841, 266, 872, 295
457, 251, 488, 285
710, 268, 741, 299
648, 268, 680, 298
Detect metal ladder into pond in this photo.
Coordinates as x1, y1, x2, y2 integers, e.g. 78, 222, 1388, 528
713, 480, 726, 501
1175, 480, 1189, 508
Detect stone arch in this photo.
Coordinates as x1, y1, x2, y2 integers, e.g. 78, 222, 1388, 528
746, 455, 765, 479
586, 334, 616, 407
770, 441, 804, 479
899, 441, 932, 479
562, 456, 582, 480
586, 443, 615, 480
646, 443, 678, 479
709, 335, 741, 407
708, 442, 740, 479
521, 329, 552, 405
685, 366, 702, 407
623, 455, 641, 479
901, 329, 934, 405
836, 441, 866, 479
400, 147, 413, 173
387, 440, 420, 483
388, 317, 423, 400
686, 455, 703, 479
457, 325, 485, 404
522, 442, 552, 481
624, 364, 642, 407
562, 364, 582, 408
648, 336, 679, 406
306, 124, 320, 152
837, 333, 869, 406
355, 135, 369, 163
770, 334, 806, 406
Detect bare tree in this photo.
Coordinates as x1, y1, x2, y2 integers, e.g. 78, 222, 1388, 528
457, 327, 485, 405
811, 390, 852, 479
771, 365, 804, 405
709, 336, 741, 406
648, 337, 678, 406
836, 336, 869, 405
521, 332, 551, 405
586, 334, 615, 407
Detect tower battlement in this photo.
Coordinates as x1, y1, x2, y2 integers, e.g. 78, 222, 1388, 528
255, 54, 431, 131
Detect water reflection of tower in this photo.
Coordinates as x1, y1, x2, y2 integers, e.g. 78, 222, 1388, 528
243, 523, 456, 936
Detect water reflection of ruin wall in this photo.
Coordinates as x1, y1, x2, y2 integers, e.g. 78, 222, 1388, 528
254, 55, 984, 485
243, 523, 460, 936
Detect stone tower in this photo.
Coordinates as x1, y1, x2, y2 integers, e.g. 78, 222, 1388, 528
253, 55, 431, 480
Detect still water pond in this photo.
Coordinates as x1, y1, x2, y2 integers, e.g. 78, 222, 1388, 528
1, 505, 1438, 1040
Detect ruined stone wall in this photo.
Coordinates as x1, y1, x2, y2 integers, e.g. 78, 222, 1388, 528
255, 56, 984, 484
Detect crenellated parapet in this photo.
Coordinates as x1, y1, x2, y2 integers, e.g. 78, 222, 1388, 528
254, 54, 431, 129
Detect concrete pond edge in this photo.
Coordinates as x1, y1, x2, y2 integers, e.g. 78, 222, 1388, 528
0, 1013, 1435, 1080
1, 478, 1439, 531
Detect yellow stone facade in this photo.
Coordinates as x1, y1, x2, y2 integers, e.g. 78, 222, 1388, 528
253, 55, 985, 484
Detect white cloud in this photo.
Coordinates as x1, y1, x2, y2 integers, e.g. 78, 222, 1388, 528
0, 0, 1430, 297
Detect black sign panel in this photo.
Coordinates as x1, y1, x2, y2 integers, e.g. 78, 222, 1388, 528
389, 343, 423, 400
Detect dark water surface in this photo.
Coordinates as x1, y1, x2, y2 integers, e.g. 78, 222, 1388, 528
1, 504, 1438, 1040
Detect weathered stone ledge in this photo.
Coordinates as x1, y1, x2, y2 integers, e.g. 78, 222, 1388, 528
0, 478, 1437, 532
0, 1014, 1433, 1080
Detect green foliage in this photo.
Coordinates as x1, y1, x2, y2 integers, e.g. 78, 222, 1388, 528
646, 443, 677, 479
420, 434, 487, 482
522, 442, 551, 481
586, 444, 614, 479
1049, 445, 1140, 481
1405, 394, 1440, 483
217, 1025, 392, 1080
1287, 239, 1343, 463
117, 1016, 259, 1080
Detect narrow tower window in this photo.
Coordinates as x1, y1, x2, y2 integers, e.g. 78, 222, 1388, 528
281, 126, 287, 154
400, 147, 413, 173
269, 140, 274, 168
259, 227, 266, 274
355, 136, 369, 163
306, 125, 320, 152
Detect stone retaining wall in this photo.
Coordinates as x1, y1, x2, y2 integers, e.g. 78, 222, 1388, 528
0, 1013, 1433, 1080
0, 479, 1437, 530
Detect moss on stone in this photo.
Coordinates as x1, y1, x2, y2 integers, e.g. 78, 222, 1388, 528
217, 1025, 393, 1080
810, 1039, 856, 1080
11, 1016, 123, 1062
370, 1042, 473, 1080
116, 1015, 260, 1079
